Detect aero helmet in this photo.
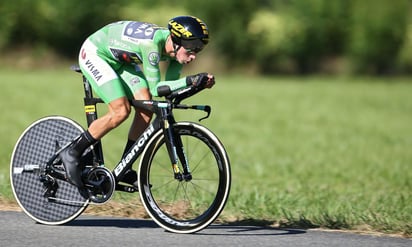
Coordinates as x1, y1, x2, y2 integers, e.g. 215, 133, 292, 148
168, 16, 209, 52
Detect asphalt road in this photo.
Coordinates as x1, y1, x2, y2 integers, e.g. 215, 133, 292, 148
0, 211, 410, 247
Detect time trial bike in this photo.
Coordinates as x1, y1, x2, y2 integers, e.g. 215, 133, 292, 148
10, 66, 231, 234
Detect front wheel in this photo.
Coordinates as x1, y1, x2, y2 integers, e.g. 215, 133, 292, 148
138, 122, 231, 233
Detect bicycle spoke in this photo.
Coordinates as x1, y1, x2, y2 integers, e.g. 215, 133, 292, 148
151, 177, 175, 192
189, 180, 218, 195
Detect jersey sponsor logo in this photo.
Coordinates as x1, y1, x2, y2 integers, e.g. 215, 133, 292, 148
126, 27, 134, 36
145, 67, 158, 73
79, 40, 118, 86
148, 52, 160, 66
80, 49, 103, 82
109, 38, 132, 50
109, 48, 142, 64
123, 22, 160, 41
146, 75, 160, 83
84, 59, 103, 82
81, 48, 87, 60
145, 27, 154, 37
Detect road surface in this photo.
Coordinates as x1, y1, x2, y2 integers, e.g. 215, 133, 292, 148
0, 211, 410, 247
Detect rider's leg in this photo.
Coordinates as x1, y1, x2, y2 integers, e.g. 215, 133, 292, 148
88, 97, 131, 139
63, 38, 134, 188
60, 97, 131, 188
120, 88, 153, 186
110, 65, 153, 186
126, 88, 153, 141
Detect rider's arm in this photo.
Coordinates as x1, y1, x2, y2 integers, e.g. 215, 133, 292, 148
145, 58, 193, 96
144, 68, 188, 97
152, 60, 187, 96
165, 59, 183, 81
153, 78, 187, 96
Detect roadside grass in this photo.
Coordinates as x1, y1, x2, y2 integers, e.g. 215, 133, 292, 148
1, 67, 411, 237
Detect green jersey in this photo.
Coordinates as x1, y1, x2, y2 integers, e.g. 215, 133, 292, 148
79, 21, 187, 102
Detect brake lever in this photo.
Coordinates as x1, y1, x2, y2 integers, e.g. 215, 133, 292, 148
198, 105, 211, 122
175, 104, 211, 121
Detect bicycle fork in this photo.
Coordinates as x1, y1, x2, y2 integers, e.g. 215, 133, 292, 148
162, 118, 192, 182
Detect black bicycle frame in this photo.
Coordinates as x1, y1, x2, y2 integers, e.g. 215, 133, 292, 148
80, 73, 183, 184
111, 101, 172, 183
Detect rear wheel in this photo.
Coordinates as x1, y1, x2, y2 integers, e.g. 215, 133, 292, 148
138, 122, 231, 233
10, 116, 89, 225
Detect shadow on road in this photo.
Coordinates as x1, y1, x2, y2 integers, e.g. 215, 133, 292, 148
201, 225, 306, 236
66, 218, 158, 229
66, 217, 306, 236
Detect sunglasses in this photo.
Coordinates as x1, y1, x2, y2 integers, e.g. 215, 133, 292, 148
183, 46, 204, 54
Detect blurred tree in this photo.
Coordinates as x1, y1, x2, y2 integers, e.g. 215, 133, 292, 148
2, 0, 126, 57
183, 0, 259, 65
285, 0, 350, 73
249, 0, 350, 74
0, 1, 18, 48
398, 22, 412, 72
347, 0, 410, 74
121, 0, 187, 26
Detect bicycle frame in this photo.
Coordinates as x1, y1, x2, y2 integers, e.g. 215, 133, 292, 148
79, 71, 210, 190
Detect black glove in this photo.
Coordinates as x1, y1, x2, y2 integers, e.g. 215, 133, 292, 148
186, 73, 209, 87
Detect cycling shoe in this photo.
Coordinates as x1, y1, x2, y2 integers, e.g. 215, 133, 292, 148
59, 147, 84, 188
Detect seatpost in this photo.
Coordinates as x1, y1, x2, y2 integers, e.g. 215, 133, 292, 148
82, 75, 105, 165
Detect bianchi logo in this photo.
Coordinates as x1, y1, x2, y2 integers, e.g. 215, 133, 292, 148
113, 124, 155, 176
148, 52, 160, 66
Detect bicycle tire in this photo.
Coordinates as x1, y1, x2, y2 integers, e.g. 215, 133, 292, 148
138, 122, 231, 233
10, 116, 89, 225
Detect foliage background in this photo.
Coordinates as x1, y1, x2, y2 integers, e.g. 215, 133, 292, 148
1, 0, 412, 75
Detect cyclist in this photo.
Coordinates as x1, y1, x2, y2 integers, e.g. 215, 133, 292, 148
60, 16, 215, 189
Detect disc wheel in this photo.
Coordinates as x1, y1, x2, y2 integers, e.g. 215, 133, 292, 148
10, 116, 90, 225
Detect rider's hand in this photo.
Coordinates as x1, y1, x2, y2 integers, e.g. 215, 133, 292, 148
204, 74, 215, 88
186, 73, 215, 88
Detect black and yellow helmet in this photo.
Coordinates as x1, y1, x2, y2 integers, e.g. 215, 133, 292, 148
168, 16, 209, 52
